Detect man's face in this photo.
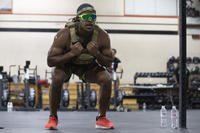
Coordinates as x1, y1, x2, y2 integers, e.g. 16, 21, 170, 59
78, 11, 96, 32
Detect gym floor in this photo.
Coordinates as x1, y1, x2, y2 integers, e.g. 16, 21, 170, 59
0, 110, 199, 133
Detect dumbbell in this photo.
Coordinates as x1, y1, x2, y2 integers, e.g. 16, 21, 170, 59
168, 56, 176, 64
187, 57, 192, 64
193, 57, 200, 64
191, 66, 199, 74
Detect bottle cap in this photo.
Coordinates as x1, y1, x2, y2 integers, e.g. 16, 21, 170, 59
172, 106, 176, 109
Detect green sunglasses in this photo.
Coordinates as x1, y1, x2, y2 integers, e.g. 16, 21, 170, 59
79, 13, 96, 21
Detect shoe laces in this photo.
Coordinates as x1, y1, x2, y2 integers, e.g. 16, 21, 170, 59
99, 117, 110, 123
49, 116, 57, 123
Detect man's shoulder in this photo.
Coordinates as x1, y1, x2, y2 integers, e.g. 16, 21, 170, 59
53, 28, 70, 44
55, 28, 70, 39
57, 27, 70, 35
95, 25, 109, 37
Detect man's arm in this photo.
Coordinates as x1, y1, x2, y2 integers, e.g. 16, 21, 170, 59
95, 32, 114, 67
47, 29, 78, 67
87, 30, 114, 67
95, 48, 113, 67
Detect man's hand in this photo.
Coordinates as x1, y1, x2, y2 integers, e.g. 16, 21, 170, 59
87, 41, 99, 57
70, 42, 83, 56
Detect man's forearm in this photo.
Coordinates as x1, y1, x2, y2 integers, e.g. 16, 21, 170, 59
47, 52, 75, 67
95, 52, 113, 67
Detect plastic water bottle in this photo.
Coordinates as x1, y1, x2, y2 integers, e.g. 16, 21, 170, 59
10, 102, 13, 112
7, 102, 10, 112
171, 106, 178, 129
142, 102, 146, 112
7, 102, 13, 112
160, 106, 167, 128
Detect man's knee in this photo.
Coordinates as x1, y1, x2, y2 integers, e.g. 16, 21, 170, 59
52, 76, 64, 85
51, 68, 66, 85
98, 72, 112, 86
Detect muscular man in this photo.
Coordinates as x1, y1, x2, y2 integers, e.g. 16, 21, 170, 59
45, 3, 115, 129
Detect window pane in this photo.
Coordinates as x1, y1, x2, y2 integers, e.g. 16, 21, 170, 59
0, 0, 12, 12
125, 0, 177, 16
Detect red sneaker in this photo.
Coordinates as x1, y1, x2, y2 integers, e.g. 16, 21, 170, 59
45, 116, 58, 129
95, 116, 115, 129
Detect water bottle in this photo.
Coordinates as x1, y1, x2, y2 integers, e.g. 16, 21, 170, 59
10, 102, 13, 112
7, 102, 11, 112
142, 102, 146, 112
171, 106, 178, 129
7, 102, 13, 112
160, 106, 167, 128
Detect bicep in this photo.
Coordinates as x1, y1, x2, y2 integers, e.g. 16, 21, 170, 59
48, 46, 64, 57
48, 29, 69, 57
100, 34, 113, 58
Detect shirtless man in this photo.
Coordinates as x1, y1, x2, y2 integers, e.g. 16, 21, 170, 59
45, 3, 115, 129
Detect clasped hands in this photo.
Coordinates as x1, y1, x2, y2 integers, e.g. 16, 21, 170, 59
70, 41, 99, 57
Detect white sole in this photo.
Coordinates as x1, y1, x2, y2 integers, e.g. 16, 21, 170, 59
95, 125, 114, 129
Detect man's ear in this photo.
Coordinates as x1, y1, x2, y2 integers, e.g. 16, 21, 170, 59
75, 16, 80, 22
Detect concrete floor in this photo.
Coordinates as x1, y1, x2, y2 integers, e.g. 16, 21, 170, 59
0, 110, 199, 133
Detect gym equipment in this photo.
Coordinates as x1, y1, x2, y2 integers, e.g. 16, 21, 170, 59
76, 82, 97, 110
191, 78, 200, 90
167, 56, 200, 109
43, 69, 70, 111
191, 66, 200, 74
189, 64, 200, 108
133, 72, 176, 109
110, 69, 124, 110
186, 0, 200, 17
193, 57, 200, 64
23, 61, 35, 107
0, 66, 9, 111
8, 65, 16, 102
187, 57, 192, 64
61, 88, 70, 107
168, 56, 176, 64
16, 61, 38, 111
59, 81, 70, 111
35, 79, 48, 109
